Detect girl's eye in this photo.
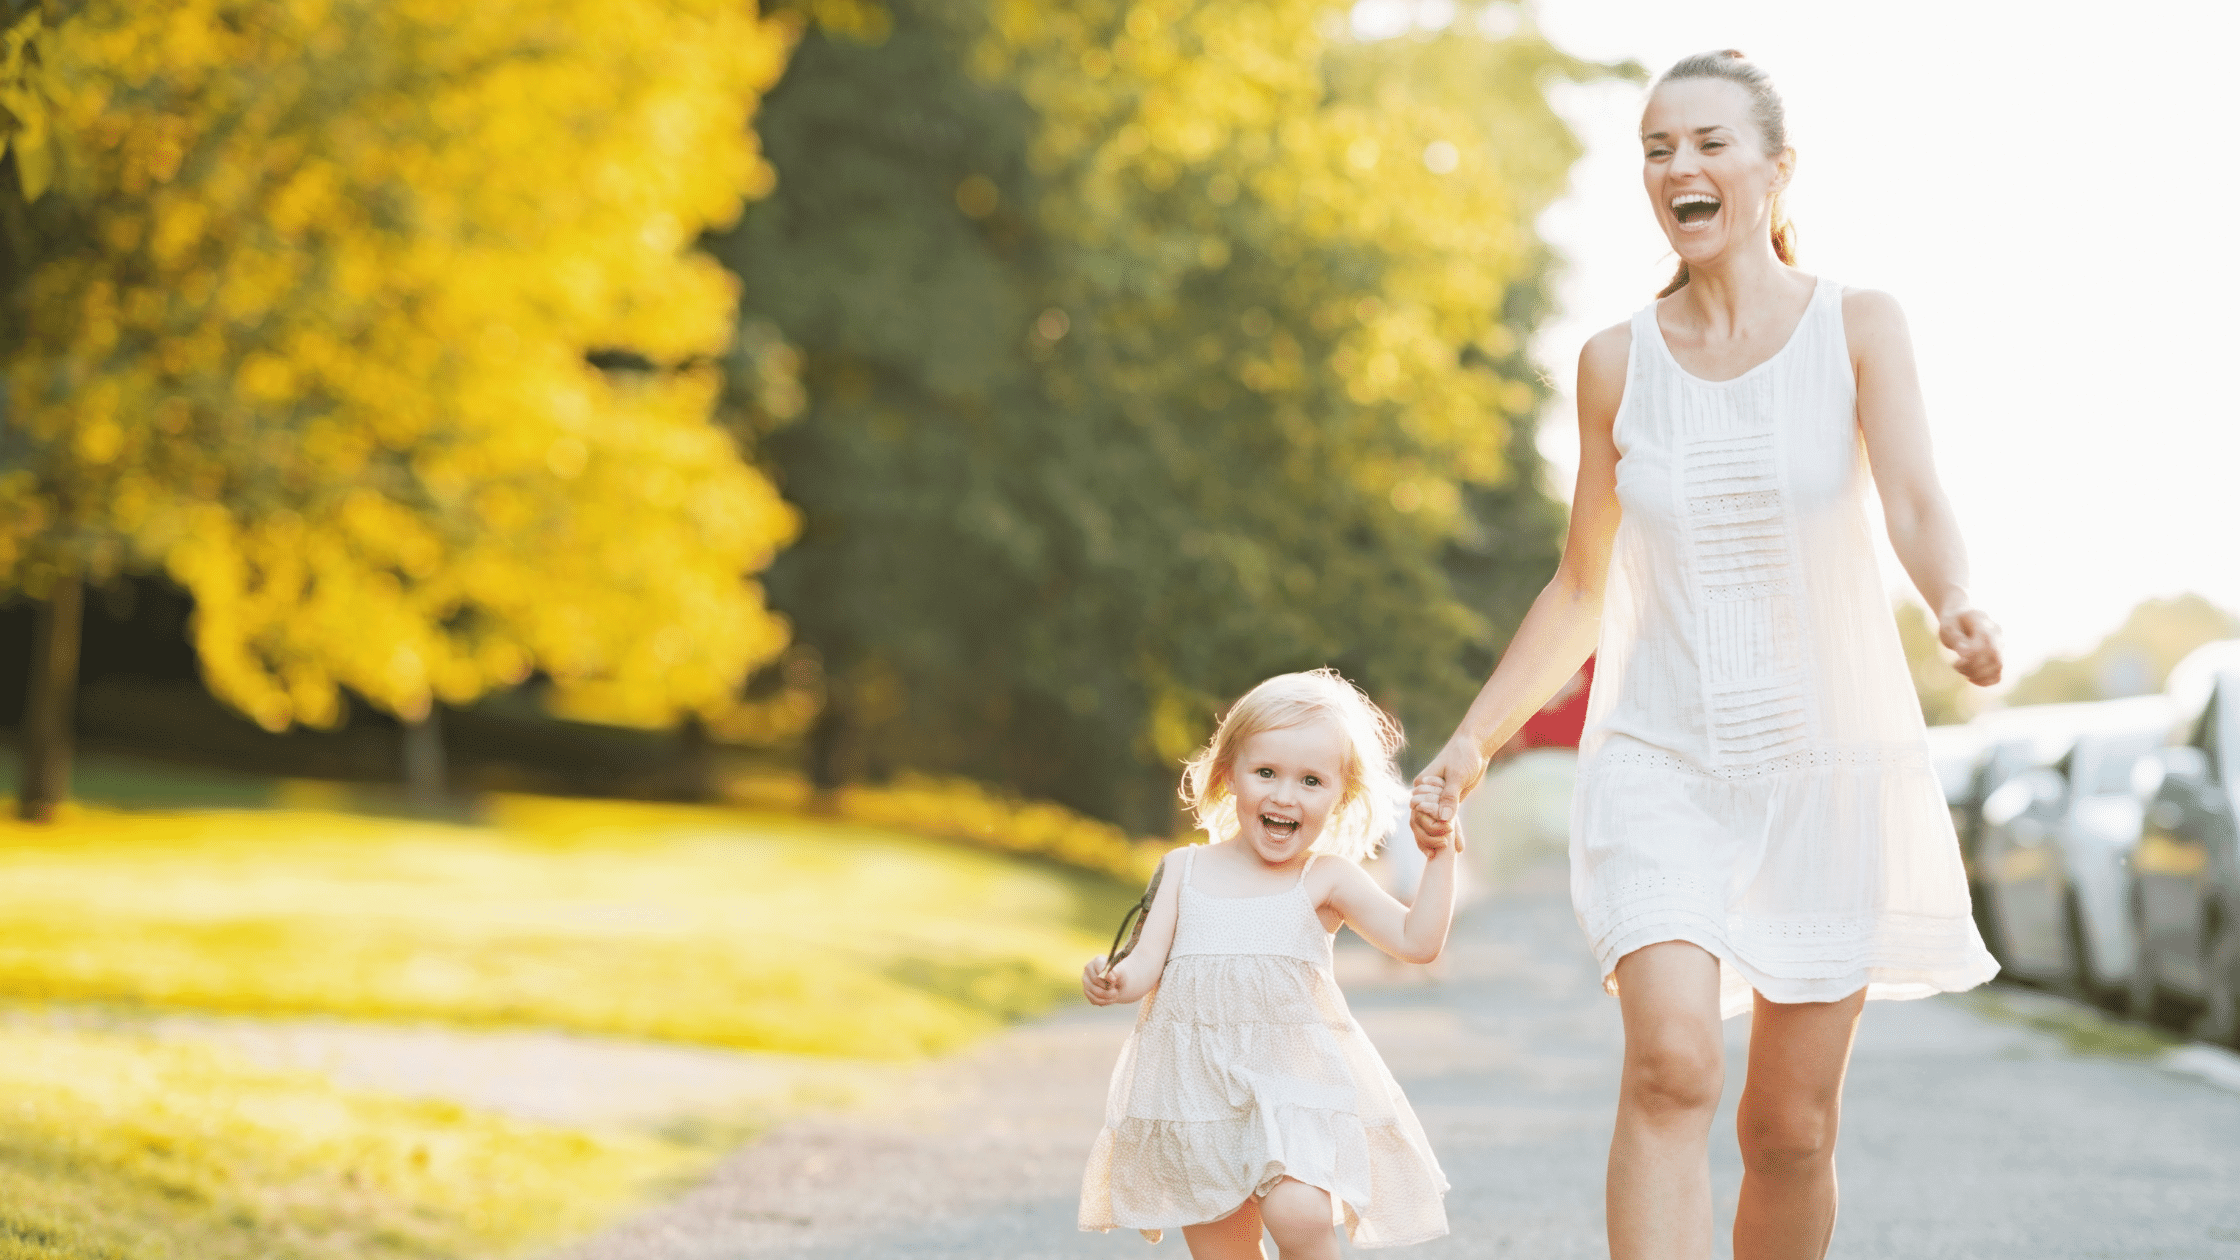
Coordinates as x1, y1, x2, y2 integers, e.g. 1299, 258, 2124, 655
1304, 775, 1320, 787
1256, 767, 1273, 777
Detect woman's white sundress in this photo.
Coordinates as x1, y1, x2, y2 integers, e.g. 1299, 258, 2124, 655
1573, 276, 1999, 1019
1079, 846, 1448, 1247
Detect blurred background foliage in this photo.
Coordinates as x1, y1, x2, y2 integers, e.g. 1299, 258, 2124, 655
728, 0, 1613, 830
0, 0, 1627, 839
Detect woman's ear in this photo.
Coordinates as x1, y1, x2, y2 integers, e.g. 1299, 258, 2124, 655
1773, 146, 1796, 195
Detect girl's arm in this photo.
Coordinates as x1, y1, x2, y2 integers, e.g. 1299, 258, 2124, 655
1082, 848, 1186, 1006
1845, 289, 2002, 686
1323, 821, 1459, 965
1413, 324, 1630, 835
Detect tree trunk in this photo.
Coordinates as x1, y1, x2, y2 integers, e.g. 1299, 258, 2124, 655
18, 576, 84, 822
402, 708, 445, 810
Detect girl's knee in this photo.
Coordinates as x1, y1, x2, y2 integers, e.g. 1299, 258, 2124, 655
1257, 1178, 1334, 1247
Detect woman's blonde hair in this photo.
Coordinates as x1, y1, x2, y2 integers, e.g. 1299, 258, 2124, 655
1178, 668, 1406, 863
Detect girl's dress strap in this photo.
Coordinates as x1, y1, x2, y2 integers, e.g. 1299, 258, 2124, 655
1182, 844, 1197, 889
1296, 854, 1317, 886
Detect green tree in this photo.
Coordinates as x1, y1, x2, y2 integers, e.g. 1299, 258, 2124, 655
2007, 593, 2240, 707
724, 0, 1616, 830
0, 0, 801, 818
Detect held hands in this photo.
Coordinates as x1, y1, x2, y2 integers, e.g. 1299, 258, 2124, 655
1409, 806, 1460, 858
1409, 736, 1488, 850
1940, 607, 2003, 687
1081, 956, 1126, 1006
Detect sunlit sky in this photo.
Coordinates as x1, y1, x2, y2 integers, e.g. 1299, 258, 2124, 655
1356, 0, 2240, 681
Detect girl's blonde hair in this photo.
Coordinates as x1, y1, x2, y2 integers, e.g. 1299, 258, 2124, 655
1179, 668, 1406, 863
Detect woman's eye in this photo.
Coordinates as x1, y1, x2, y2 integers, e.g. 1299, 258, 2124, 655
1701, 140, 1725, 151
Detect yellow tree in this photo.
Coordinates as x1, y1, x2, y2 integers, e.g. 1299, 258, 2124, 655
0, 0, 800, 818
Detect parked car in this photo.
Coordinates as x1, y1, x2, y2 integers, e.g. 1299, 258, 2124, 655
1946, 702, 2121, 961
1971, 695, 2173, 1002
2131, 662, 2240, 1043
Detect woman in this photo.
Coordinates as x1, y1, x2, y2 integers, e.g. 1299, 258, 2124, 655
1410, 50, 2003, 1260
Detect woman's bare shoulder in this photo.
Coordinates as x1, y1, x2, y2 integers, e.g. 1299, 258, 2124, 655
1577, 319, 1632, 421
1580, 319, 1633, 376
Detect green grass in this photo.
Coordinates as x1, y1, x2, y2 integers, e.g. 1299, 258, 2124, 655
1969, 989, 2179, 1059
0, 1022, 701, 1260
0, 792, 1135, 1058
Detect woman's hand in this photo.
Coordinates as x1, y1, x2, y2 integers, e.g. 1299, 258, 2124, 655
1940, 607, 2003, 687
1082, 957, 1126, 1006
1410, 736, 1489, 847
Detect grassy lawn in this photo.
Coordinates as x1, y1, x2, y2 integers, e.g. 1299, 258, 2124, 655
0, 793, 1134, 1059
0, 771, 1139, 1256
0, 1023, 698, 1260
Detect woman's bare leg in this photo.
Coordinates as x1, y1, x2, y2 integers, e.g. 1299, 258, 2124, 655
1608, 942, 1727, 1260
1732, 988, 1864, 1260
1181, 1196, 1266, 1259
1258, 1178, 1340, 1260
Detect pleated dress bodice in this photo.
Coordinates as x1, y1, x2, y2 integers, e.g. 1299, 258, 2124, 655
1572, 276, 1997, 1017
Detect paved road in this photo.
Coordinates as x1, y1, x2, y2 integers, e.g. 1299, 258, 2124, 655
560, 864, 2240, 1260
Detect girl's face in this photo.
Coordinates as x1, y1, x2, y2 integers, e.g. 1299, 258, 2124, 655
1640, 77, 1790, 271
1227, 718, 1349, 867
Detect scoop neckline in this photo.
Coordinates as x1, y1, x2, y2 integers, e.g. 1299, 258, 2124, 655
1183, 882, 1308, 902
1649, 275, 1826, 387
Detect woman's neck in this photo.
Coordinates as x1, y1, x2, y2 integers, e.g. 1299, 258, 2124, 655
1670, 237, 1804, 334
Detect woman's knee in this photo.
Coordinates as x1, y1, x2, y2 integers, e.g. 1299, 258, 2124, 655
1737, 1095, 1839, 1175
1257, 1178, 1334, 1247
1622, 1025, 1724, 1119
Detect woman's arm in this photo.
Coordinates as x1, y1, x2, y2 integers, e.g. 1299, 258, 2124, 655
1082, 848, 1185, 1005
1324, 820, 1459, 964
1845, 289, 2003, 686
1412, 323, 1631, 835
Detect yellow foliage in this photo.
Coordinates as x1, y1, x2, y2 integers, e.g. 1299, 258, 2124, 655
0, 0, 801, 730
0, 1023, 693, 1259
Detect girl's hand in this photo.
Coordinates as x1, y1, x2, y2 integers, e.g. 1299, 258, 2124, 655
1412, 809, 1458, 858
1410, 736, 1488, 847
1082, 957, 1126, 1006
1940, 607, 2003, 687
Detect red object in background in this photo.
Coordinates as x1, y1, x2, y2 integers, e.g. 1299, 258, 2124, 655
1515, 655, 1594, 751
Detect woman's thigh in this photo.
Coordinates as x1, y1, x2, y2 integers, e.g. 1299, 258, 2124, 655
1614, 941, 1728, 1108
1737, 988, 1865, 1151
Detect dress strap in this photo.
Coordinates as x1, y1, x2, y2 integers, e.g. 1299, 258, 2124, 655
1182, 844, 1197, 889
1295, 854, 1317, 887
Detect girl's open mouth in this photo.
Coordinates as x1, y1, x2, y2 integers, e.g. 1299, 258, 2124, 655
1260, 813, 1299, 838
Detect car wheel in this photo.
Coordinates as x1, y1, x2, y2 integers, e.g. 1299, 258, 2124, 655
2063, 891, 2114, 1009
2126, 892, 2172, 1026
2193, 897, 2240, 1049
1971, 879, 2006, 966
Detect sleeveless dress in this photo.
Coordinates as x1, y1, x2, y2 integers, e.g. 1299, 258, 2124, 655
1078, 847, 1448, 1247
1572, 276, 1999, 1019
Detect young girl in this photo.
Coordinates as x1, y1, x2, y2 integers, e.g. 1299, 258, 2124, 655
1079, 669, 1456, 1257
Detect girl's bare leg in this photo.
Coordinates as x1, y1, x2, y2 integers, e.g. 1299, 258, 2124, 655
1258, 1178, 1340, 1260
1608, 941, 1726, 1260
1181, 1195, 1266, 1260
1732, 988, 1864, 1260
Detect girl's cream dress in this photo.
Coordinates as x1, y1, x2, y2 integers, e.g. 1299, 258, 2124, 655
1079, 846, 1448, 1247
1573, 276, 1999, 1018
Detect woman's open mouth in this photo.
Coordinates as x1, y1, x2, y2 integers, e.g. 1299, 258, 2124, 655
1259, 813, 1299, 839
1671, 191, 1720, 230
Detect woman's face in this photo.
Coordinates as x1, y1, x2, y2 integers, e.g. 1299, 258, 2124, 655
1227, 718, 1348, 868
1640, 77, 1791, 271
